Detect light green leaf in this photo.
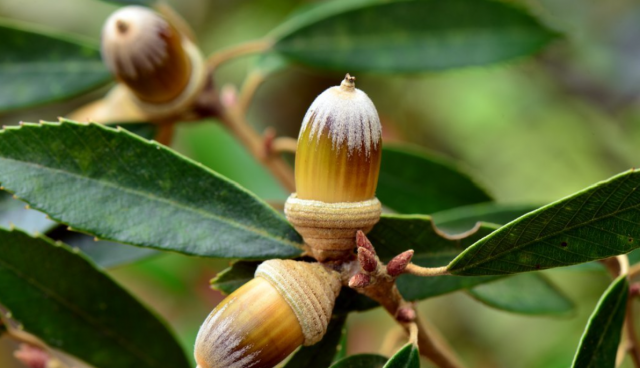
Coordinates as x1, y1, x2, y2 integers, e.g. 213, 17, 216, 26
378, 146, 492, 214
273, 0, 558, 72
0, 21, 111, 112
571, 275, 628, 368
284, 315, 348, 368
432, 202, 540, 234
448, 170, 640, 275
0, 228, 190, 368
95, 0, 153, 5
468, 273, 575, 316
0, 120, 303, 259
369, 215, 502, 301
384, 343, 420, 368
330, 354, 388, 368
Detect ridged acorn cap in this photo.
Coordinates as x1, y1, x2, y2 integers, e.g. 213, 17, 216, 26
101, 6, 192, 104
194, 260, 341, 368
295, 74, 382, 203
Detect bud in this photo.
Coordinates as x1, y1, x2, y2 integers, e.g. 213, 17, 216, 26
194, 260, 341, 368
295, 74, 382, 203
285, 75, 383, 262
101, 6, 205, 116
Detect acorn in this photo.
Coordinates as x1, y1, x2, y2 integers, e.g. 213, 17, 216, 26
101, 5, 206, 117
285, 74, 383, 262
194, 259, 342, 368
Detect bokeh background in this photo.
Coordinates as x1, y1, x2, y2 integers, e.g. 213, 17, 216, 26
1, 0, 640, 367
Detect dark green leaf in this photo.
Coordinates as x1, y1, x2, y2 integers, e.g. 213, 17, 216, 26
210, 261, 261, 295
369, 215, 502, 301
571, 275, 628, 368
0, 191, 57, 234
468, 273, 575, 316
0, 22, 111, 112
330, 354, 388, 368
0, 228, 190, 368
54, 230, 159, 268
384, 343, 420, 368
432, 202, 540, 234
284, 315, 348, 368
378, 146, 492, 214
273, 0, 558, 72
334, 287, 378, 315
0, 120, 303, 259
449, 170, 640, 275
334, 323, 349, 362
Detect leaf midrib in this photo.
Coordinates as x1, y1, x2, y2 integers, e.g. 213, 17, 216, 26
452, 197, 640, 273
0, 244, 165, 368
0, 156, 302, 250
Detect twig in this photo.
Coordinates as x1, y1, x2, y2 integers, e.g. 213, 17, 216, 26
207, 39, 273, 71
154, 121, 176, 146
219, 108, 296, 192
404, 263, 450, 277
629, 263, 640, 279
602, 255, 640, 367
237, 71, 267, 114
341, 231, 465, 368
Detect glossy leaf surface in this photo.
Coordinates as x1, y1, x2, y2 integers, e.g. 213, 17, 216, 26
0, 228, 189, 368
449, 170, 640, 275
0, 121, 303, 259
384, 343, 420, 368
274, 0, 558, 72
378, 146, 492, 214
571, 275, 628, 368
468, 273, 575, 315
0, 22, 110, 112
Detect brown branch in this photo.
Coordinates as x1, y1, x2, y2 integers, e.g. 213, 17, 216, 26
219, 108, 295, 192
207, 39, 273, 71
339, 231, 465, 368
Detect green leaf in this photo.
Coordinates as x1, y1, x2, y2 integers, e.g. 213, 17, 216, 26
571, 275, 628, 368
0, 191, 57, 234
448, 170, 640, 276
0, 120, 303, 259
284, 315, 348, 368
334, 323, 349, 362
273, 0, 558, 72
468, 273, 575, 316
369, 214, 502, 301
106, 122, 158, 141
210, 261, 261, 295
0, 21, 111, 112
384, 343, 420, 368
54, 230, 159, 268
378, 146, 492, 214
0, 228, 190, 368
432, 202, 540, 234
330, 354, 388, 368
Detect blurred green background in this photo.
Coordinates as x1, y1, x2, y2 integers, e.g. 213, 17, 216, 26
1, 0, 640, 367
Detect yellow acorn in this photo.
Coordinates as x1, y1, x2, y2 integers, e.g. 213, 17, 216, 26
101, 5, 205, 117
285, 74, 383, 262
194, 259, 342, 368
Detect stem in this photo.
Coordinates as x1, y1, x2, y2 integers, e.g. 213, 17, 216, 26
602, 255, 639, 367
154, 121, 176, 146
219, 108, 296, 192
404, 264, 449, 277
237, 71, 267, 114
414, 316, 466, 368
207, 39, 273, 71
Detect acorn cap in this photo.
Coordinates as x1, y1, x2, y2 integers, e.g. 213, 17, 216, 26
101, 5, 205, 113
295, 74, 382, 203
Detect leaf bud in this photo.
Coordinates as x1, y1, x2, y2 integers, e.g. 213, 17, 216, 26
194, 259, 341, 368
101, 6, 205, 116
